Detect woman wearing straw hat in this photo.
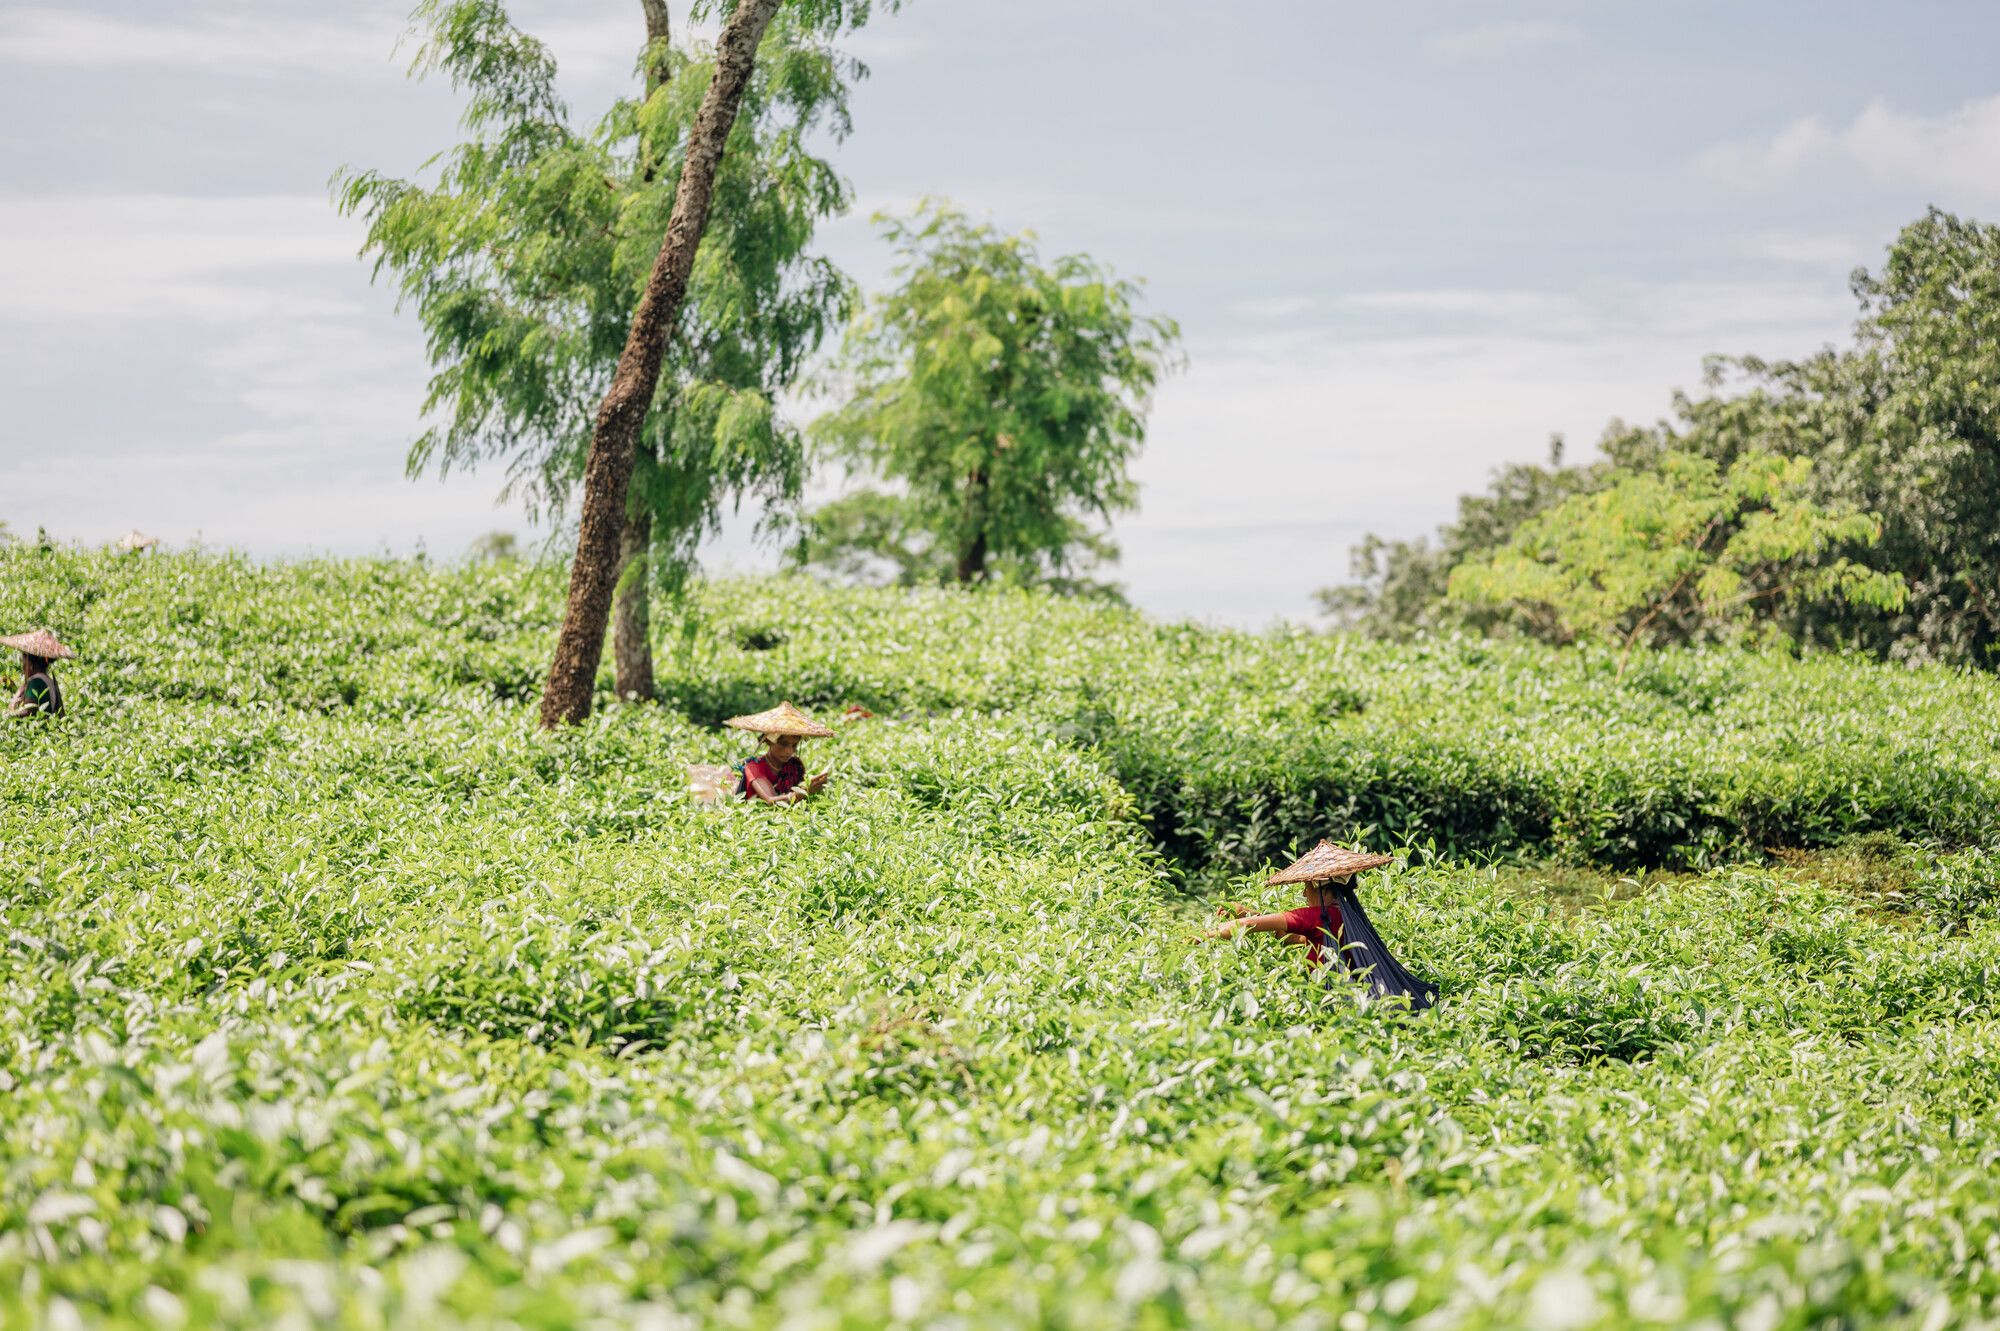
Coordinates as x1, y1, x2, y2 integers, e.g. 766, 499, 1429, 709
724, 701, 834, 806
1200, 841, 1437, 1010
4, 628, 73, 719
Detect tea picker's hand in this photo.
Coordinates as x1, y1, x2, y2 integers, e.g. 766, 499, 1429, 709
808, 771, 830, 794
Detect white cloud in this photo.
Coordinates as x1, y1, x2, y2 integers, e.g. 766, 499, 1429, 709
835, 192, 934, 224
0, 195, 360, 323
1334, 288, 1593, 331
1229, 295, 1318, 319
840, 31, 927, 65
1698, 94, 2000, 202
1111, 276, 1853, 622
1317, 281, 1848, 342
7, 447, 528, 563
1610, 280, 1853, 341
1423, 20, 1583, 66
0, 3, 665, 98
2, 283, 523, 559
1743, 231, 1874, 271
0, 6, 405, 80
201, 320, 425, 448
0, 0, 905, 105
520, 10, 654, 86
0, 190, 462, 550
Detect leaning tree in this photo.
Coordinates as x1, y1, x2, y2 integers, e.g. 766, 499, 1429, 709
340, 0, 893, 724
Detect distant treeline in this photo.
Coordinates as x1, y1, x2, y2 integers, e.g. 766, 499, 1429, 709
1323, 209, 2000, 670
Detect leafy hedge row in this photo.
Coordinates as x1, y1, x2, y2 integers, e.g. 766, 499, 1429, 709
675, 576, 2000, 872
5, 549, 2000, 1325
11, 547, 2000, 875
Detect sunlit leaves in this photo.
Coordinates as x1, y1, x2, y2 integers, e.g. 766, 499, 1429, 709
4, 548, 2000, 1327
335, 1, 860, 588
1339, 209, 2000, 669
1446, 450, 1906, 670
801, 200, 1181, 591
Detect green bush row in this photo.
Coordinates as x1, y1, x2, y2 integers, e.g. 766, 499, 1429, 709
11, 548, 2000, 874
5, 550, 2000, 1325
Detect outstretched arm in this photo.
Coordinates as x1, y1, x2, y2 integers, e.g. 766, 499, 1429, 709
1200, 911, 1295, 941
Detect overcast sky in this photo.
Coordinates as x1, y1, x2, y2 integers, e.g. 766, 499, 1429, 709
5, 1, 1999, 624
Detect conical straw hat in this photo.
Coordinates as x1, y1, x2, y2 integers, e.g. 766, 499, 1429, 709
117, 530, 158, 552
1266, 840, 1393, 886
723, 700, 832, 739
0, 628, 76, 661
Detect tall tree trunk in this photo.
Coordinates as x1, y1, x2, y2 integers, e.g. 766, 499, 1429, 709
955, 467, 990, 583
608, 0, 674, 704
539, 0, 782, 729
954, 529, 989, 583
613, 496, 655, 701
640, 0, 671, 77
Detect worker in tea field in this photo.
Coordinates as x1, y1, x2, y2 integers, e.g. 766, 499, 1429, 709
4, 628, 72, 718
1201, 842, 1438, 1010
725, 701, 833, 805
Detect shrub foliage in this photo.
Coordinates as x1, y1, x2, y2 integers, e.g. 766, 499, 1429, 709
4, 548, 2000, 1327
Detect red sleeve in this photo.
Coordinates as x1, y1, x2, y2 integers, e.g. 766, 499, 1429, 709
742, 759, 774, 791
1279, 907, 1318, 935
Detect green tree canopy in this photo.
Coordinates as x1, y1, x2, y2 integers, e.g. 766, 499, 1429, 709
336, 0, 858, 593
1327, 208, 2000, 668
1714, 208, 2000, 664
1446, 451, 1905, 672
796, 201, 1180, 588
1315, 435, 1617, 636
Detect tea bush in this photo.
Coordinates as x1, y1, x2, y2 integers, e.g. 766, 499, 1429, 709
3, 548, 2000, 1328
662, 575, 2000, 873
1909, 847, 2000, 935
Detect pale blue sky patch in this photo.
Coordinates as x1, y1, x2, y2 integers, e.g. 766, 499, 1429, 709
1422, 20, 1584, 66
4, 0, 1998, 624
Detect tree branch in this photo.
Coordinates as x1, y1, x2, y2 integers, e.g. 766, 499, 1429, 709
1616, 516, 1723, 677
641, 0, 672, 92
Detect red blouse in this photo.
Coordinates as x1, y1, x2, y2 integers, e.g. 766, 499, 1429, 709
741, 756, 805, 799
1280, 905, 1344, 967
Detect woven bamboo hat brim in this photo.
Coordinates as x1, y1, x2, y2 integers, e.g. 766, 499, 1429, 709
0, 628, 75, 661
723, 700, 833, 739
1266, 840, 1394, 886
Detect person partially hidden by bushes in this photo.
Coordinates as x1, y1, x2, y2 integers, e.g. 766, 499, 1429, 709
4, 628, 72, 718
725, 701, 833, 806
1200, 842, 1438, 1010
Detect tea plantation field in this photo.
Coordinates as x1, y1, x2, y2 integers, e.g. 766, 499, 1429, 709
5, 548, 2000, 1329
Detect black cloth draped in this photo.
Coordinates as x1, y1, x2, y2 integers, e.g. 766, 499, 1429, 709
1323, 882, 1437, 1011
